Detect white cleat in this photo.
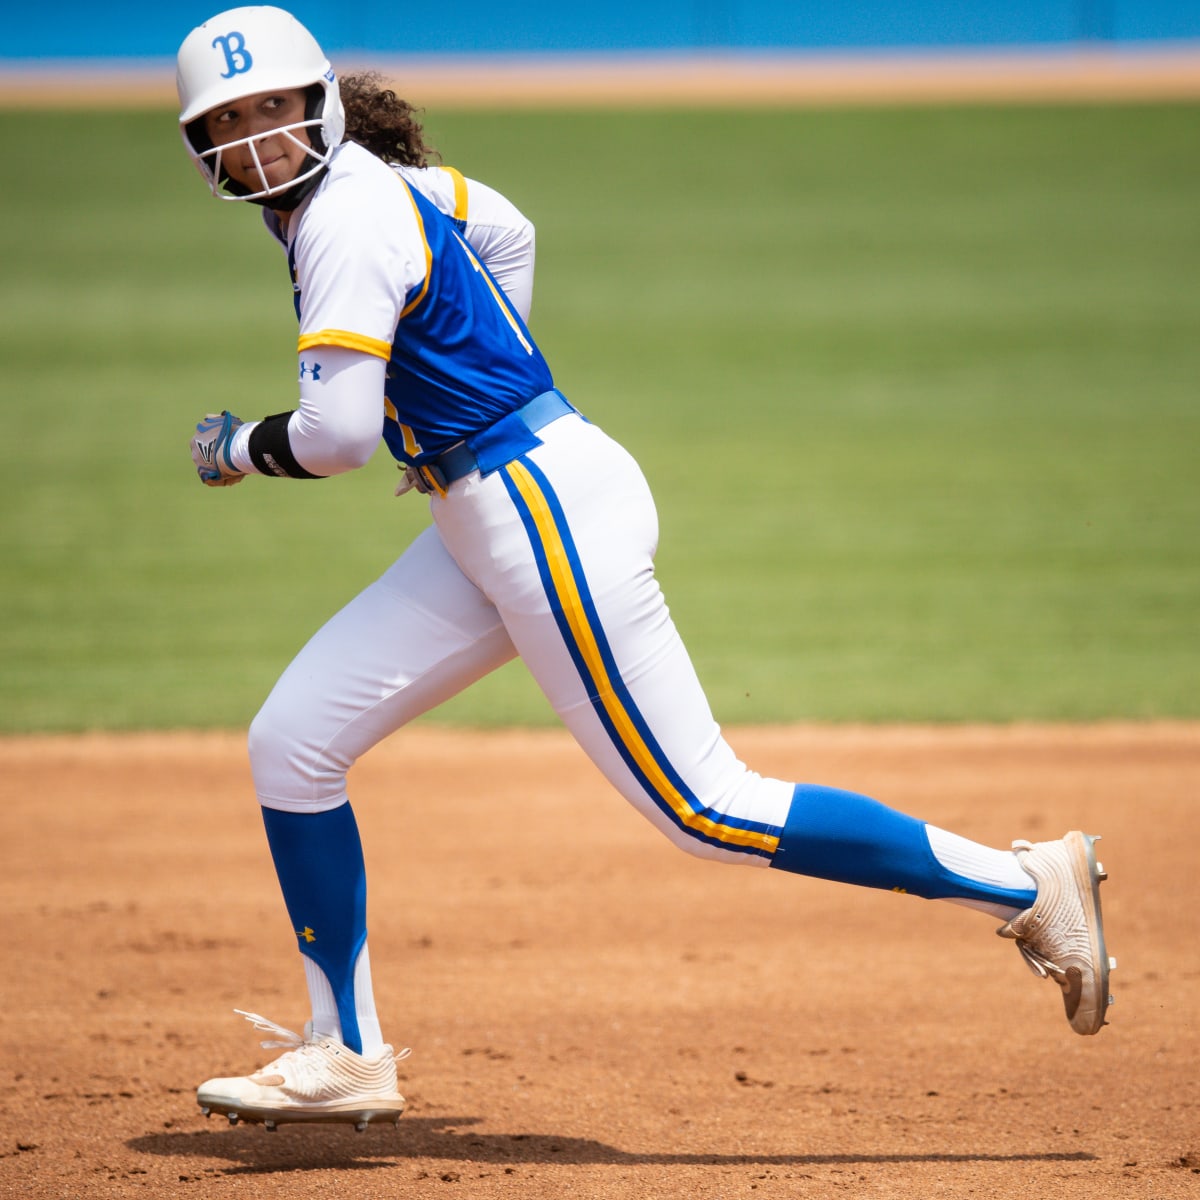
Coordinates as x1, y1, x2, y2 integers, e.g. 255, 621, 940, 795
998, 831, 1114, 1035
196, 1010, 409, 1130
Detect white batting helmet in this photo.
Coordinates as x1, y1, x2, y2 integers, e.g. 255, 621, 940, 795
176, 6, 345, 203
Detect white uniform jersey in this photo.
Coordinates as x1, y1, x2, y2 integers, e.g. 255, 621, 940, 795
266, 146, 537, 321
266, 141, 554, 464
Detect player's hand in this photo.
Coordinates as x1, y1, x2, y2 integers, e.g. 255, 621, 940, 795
191, 411, 246, 487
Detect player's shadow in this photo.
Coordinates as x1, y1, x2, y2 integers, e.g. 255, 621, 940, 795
128, 1117, 1096, 1176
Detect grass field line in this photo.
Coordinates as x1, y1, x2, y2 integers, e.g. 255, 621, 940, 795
2, 44, 1199, 108
2, 720, 1197, 758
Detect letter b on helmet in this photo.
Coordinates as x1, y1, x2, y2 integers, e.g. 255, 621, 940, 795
212, 30, 253, 79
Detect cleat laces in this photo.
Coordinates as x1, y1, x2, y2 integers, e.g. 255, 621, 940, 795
235, 1008, 307, 1050
232, 1008, 411, 1080
1010, 940, 1068, 985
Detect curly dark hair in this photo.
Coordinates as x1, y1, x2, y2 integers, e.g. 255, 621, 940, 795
339, 71, 437, 166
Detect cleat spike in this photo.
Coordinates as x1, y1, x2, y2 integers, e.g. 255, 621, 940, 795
200, 1107, 211, 1118
265, 1121, 277, 1132
355, 1120, 368, 1133
227, 1113, 239, 1126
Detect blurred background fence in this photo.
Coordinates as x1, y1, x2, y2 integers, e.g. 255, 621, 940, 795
5, 0, 1199, 61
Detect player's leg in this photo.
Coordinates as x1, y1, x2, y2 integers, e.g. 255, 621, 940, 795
434, 414, 1111, 1033
237, 526, 513, 1060
437, 416, 1024, 899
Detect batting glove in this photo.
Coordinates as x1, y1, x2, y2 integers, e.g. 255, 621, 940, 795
191, 411, 246, 487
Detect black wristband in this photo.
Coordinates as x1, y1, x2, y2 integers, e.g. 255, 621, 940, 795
247, 412, 324, 479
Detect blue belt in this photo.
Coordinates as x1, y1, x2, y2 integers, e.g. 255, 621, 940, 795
409, 389, 576, 495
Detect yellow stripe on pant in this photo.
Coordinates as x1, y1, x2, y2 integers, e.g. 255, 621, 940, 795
504, 459, 779, 857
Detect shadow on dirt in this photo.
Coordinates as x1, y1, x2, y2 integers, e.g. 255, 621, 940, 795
128, 1117, 1097, 1175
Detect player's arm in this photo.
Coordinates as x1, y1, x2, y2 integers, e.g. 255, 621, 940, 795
459, 177, 536, 324
403, 165, 536, 322
190, 346, 384, 484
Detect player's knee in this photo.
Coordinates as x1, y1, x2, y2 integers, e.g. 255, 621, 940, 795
671, 828, 711, 860
248, 696, 348, 811
247, 701, 293, 799
667, 823, 763, 867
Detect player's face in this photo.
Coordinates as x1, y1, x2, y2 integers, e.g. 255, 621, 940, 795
203, 88, 312, 195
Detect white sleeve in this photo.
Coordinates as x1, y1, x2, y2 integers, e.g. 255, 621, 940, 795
229, 346, 385, 476
460, 178, 537, 323
397, 164, 537, 322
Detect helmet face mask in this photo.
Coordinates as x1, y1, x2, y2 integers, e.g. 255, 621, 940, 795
190, 103, 329, 202
177, 6, 345, 204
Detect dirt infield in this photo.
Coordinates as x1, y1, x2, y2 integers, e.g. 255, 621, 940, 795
3, 46, 1200, 108
1, 723, 1197, 1199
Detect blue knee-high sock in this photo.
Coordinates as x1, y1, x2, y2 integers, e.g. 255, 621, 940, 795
769, 784, 1036, 908
261, 804, 367, 1053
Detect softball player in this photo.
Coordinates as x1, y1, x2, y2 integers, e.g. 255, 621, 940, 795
178, 7, 1115, 1132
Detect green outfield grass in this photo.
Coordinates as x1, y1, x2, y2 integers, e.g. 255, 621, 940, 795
0, 102, 1196, 731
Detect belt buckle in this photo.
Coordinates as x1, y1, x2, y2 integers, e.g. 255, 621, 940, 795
397, 458, 451, 498
413, 462, 448, 498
